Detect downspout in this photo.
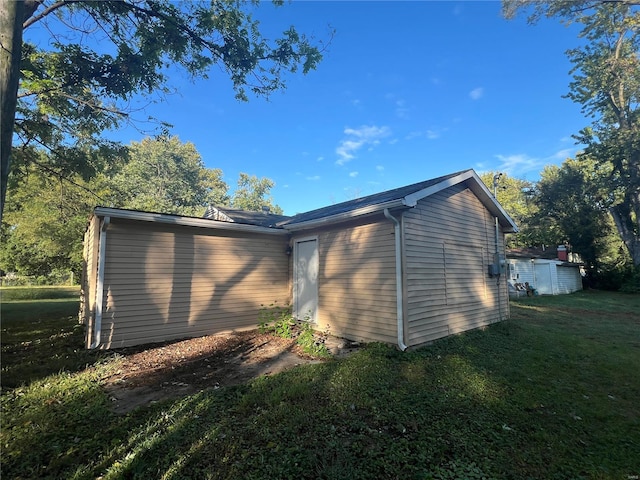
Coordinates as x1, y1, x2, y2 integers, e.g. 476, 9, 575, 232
493, 174, 503, 322
89, 216, 110, 349
384, 208, 408, 351
495, 216, 504, 321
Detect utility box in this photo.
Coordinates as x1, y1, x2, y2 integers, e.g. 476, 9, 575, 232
488, 253, 506, 277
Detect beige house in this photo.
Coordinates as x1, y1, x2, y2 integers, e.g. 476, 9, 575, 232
81, 169, 517, 350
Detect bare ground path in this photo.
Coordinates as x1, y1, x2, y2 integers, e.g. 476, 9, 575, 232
101, 330, 358, 414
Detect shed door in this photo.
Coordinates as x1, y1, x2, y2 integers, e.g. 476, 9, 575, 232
534, 263, 553, 295
294, 238, 318, 323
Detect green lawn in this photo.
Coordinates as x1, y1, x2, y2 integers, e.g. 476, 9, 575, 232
1, 290, 639, 479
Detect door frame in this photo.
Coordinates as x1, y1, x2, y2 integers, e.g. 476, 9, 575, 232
292, 236, 319, 323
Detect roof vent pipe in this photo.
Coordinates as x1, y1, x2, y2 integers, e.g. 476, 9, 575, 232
384, 208, 408, 351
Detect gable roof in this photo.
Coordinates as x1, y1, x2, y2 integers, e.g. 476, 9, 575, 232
203, 206, 290, 228
279, 169, 518, 233
93, 169, 518, 235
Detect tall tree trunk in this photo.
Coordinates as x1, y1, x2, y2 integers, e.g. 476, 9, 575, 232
610, 202, 640, 267
0, 0, 25, 225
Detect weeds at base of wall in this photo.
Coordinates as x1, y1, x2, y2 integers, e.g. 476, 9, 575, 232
258, 303, 331, 358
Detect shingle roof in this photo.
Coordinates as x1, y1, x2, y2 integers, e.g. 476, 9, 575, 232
202, 169, 518, 233
203, 206, 291, 228
280, 170, 468, 226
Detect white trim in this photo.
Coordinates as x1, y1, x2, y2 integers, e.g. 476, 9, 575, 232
384, 208, 407, 351
282, 200, 406, 231
403, 170, 475, 206
94, 207, 287, 236
465, 171, 518, 232
404, 170, 518, 233
89, 216, 110, 349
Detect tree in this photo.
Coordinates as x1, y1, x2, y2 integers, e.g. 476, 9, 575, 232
503, 1, 640, 265
535, 156, 621, 271
0, 162, 98, 276
230, 172, 283, 214
109, 136, 229, 216
0, 136, 286, 276
1, 0, 326, 224
479, 171, 541, 248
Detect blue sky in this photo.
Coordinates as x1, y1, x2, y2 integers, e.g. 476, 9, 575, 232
28, 1, 590, 216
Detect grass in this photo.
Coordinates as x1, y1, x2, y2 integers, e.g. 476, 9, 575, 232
1, 289, 639, 479
1, 298, 111, 389
0, 285, 80, 301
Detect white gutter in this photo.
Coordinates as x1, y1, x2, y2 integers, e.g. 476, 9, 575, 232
383, 208, 408, 351
89, 216, 110, 349
282, 199, 406, 232
93, 207, 287, 236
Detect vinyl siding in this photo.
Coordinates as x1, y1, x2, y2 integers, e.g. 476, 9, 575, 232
403, 185, 508, 347
556, 264, 582, 294
507, 259, 535, 287
95, 219, 289, 349
296, 216, 398, 344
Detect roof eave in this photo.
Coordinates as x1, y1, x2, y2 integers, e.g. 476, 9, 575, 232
94, 207, 288, 236
466, 171, 519, 233
396, 170, 519, 233
282, 199, 407, 232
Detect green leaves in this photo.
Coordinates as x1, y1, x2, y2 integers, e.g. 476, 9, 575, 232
109, 135, 226, 216
3, 0, 325, 224
231, 172, 283, 214
503, 0, 640, 266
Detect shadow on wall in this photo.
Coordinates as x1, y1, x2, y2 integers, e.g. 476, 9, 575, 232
101, 223, 288, 349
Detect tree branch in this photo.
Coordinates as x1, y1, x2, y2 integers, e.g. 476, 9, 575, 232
23, 0, 80, 29
30, 157, 108, 202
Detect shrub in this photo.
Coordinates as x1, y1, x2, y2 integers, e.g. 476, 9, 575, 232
258, 304, 331, 358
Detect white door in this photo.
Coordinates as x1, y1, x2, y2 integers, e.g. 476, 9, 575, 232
293, 238, 319, 323
534, 263, 553, 294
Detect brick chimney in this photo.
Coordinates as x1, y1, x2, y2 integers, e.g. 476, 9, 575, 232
557, 245, 568, 261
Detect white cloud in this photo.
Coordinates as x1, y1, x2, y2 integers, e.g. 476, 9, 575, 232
426, 129, 440, 140
306, 175, 321, 181
395, 99, 410, 119
550, 148, 574, 161
349, 171, 359, 178
335, 125, 391, 165
493, 147, 577, 176
469, 87, 484, 100
376, 165, 384, 171
317, 156, 324, 162
494, 154, 542, 176
406, 128, 444, 141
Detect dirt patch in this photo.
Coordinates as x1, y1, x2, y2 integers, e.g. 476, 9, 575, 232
102, 330, 359, 414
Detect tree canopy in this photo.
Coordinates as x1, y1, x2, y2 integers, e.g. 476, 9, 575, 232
503, 0, 640, 265
479, 171, 539, 248
535, 156, 621, 271
0, 136, 284, 276
1, 0, 326, 223
230, 172, 283, 214
109, 136, 229, 216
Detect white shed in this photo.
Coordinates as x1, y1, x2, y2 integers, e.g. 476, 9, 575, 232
507, 247, 583, 296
